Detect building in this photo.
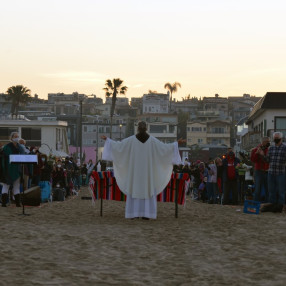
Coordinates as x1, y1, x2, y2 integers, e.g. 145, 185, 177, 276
187, 121, 207, 146
187, 119, 231, 147
0, 118, 69, 157
202, 94, 229, 119
136, 113, 178, 143
228, 94, 261, 124
142, 93, 169, 114
105, 96, 129, 107
242, 92, 286, 150
172, 97, 199, 119
130, 97, 143, 113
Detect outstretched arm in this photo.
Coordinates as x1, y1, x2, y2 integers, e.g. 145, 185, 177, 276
177, 138, 186, 145
101, 135, 107, 141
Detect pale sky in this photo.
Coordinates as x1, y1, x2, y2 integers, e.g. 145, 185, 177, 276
1, 0, 286, 101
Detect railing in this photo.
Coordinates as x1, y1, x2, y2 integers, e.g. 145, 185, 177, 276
241, 131, 261, 151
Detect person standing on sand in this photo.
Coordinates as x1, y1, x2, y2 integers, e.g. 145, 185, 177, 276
251, 136, 270, 202
260, 132, 286, 213
101, 121, 184, 219
0, 132, 24, 207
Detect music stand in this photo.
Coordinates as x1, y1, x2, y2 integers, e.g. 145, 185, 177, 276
10, 154, 38, 216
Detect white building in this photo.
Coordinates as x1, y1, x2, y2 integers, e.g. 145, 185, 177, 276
135, 114, 177, 143
142, 93, 169, 114
0, 119, 69, 157
243, 92, 286, 150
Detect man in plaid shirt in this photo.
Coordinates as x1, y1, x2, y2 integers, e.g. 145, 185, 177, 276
259, 132, 286, 213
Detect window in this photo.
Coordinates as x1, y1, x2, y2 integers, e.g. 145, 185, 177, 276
21, 127, 41, 146
275, 117, 286, 133
198, 138, 203, 143
192, 127, 202, 132
211, 127, 225, 133
0, 127, 18, 141
150, 125, 167, 133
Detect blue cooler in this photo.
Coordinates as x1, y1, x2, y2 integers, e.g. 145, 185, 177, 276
243, 200, 261, 215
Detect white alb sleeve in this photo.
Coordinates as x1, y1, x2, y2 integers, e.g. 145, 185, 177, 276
102, 138, 114, 161
172, 142, 182, 165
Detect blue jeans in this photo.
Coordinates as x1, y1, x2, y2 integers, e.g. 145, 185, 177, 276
254, 170, 268, 202
268, 173, 286, 205
207, 182, 218, 202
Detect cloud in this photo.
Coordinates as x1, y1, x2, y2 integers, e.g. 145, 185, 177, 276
131, 84, 144, 88
42, 71, 107, 83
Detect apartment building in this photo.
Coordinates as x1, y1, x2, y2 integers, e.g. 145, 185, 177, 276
142, 93, 169, 114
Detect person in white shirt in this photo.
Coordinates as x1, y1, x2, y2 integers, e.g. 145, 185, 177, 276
101, 121, 184, 219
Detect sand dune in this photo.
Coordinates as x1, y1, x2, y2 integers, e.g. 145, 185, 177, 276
1, 187, 286, 286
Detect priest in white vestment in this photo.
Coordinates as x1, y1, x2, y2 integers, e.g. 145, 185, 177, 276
101, 121, 183, 219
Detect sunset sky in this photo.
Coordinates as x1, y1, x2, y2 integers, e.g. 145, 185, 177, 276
1, 0, 286, 101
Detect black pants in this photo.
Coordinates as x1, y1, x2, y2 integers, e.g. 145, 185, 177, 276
223, 180, 238, 205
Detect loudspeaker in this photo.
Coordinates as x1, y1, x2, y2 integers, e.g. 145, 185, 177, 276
22, 186, 41, 206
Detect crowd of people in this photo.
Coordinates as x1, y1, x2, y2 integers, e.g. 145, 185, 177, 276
176, 131, 286, 213
1, 130, 286, 214
0, 131, 97, 207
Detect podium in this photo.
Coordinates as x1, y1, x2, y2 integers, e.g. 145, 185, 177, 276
9, 154, 38, 215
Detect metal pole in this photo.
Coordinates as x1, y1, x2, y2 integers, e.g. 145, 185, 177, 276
175, 179, 179, 218
96, 119, 99, 163
79, 99, 83, 164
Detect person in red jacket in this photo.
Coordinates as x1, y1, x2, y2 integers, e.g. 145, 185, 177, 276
250, 137, 270, 202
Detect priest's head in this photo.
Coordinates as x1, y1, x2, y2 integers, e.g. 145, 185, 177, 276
137, 121, 147, 133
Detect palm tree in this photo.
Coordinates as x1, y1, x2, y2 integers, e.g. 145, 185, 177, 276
6, 85, 31, 119
103, 78, 128, 138
164, 82, 181, 111
148, 90, 158, 94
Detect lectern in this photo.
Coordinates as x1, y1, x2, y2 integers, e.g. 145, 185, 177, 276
9, 154, 38, 215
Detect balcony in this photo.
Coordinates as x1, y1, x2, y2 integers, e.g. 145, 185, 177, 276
241, 131, 261, 151
207, 132, 230, 138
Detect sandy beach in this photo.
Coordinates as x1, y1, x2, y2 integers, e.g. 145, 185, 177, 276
1, 187, 286, 286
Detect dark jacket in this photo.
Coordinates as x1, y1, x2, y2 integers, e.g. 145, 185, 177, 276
2, 142, 21, 184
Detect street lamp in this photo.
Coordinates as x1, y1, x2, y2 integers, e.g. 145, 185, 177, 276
120, 124, 122, 141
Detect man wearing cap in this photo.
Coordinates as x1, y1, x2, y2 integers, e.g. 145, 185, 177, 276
101, 121, 183, 219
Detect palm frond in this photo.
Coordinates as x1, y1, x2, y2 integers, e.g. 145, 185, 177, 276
164, 83, 172, 89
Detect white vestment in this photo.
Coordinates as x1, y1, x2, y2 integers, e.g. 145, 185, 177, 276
102, 135, 181, 218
